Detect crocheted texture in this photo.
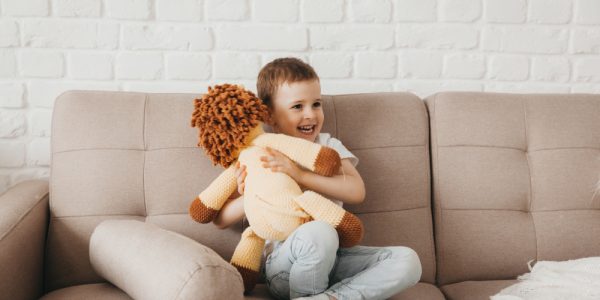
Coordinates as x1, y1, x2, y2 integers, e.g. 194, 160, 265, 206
336, 212, 365, 248
294, 191, 364, 247
189, 196, 218, 223
230, 227, 265, 293
232, 264, 259, 294
314, 147, 342, 177
191, 84, 270, 168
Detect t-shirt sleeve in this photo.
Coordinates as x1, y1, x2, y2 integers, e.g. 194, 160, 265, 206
327, 137, 359, 167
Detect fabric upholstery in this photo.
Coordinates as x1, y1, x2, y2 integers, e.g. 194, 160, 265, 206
89, 220, 243, 300
46, 91, 436, 298
426, 92, 600, 286
440, 280, 518, 300
0, 180, 49, 300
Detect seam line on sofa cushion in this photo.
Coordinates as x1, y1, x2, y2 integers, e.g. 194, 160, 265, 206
0, 194, 49, 242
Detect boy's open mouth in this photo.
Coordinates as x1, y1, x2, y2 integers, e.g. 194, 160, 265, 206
297, 125, 316, 135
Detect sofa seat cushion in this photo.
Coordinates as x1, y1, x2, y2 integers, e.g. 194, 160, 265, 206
441, 280, 518, 300
244, 282, 444, 299
391, 282, 446, 300
40, 283, 131, 300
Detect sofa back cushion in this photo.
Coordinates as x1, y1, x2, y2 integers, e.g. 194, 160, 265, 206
426, 92, 600, 285
48, 90, 435, 291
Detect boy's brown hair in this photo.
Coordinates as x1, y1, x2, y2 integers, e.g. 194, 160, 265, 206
257, 57, 319, 108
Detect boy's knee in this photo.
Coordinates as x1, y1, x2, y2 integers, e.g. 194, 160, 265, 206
292, 221, 339, 257
389, 247, 422, 284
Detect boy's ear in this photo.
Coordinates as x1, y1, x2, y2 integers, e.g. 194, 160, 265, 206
264, 108, 275, 126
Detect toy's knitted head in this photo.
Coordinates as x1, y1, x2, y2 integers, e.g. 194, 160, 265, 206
191, 84, 270, 168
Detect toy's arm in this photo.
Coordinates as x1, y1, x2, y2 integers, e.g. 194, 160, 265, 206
252, 133, 341, 177
189, 164, 237, 223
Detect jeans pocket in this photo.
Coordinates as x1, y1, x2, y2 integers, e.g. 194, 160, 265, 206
267, 271, 290, 300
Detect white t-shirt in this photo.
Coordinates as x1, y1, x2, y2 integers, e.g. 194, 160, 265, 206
261, 133, 359, 264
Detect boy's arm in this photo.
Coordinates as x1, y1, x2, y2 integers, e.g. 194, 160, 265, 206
252, 133, 341, 177
260, 148, 365, 205
212, 195, 245, 229
297, 159, 366, 205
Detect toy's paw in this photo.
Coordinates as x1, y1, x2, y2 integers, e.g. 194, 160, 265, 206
314, 146, 341, 177
189, 196, 218, 223
232, 263, 259, 294
335, 212, 364, 248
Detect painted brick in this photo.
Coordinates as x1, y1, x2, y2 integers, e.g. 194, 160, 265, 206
19, 51, 64, 78
166, 54, 211, 80
123, 24, 213, 50
443, 53, 486, 79
156, 0, 203, 21
213, 53, 260, 79
482, 26, 568, 54
394, 0, 436, 22
68, 52, 113, 80
0, 110, 25, 138
206, 0, 249, 21
529, 0, 572, 24
350, 0, 392, 23
23, 19, 97, 48
254, 0, 298, 22
355, 52, 396, 78
0, 142, 25, 167
1, 0, 48, 16
0, 50, 16, 77
217, 25, 306, 51
0, 83, 24, 108
310, 53, 353, 78
54, 0, 101, 17
488, 55, 529, 81
396, 24, 479, 49
484, 0, 527, 23
399, 51, 443, 78
439, 0, 481, 22
310, 26, 394, 50
105, 0, 151, 20
531, 57, 570, 82
302, 0, 343, 22
0, 20, 19, 47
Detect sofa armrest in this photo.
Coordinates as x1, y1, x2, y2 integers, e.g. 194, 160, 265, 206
0, 180, 50, 300
90, 220, 244, 300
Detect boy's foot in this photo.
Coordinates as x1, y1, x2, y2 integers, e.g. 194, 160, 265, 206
294, 293, 336, 300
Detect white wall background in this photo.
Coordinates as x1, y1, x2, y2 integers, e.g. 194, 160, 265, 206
0, 0, 599, 194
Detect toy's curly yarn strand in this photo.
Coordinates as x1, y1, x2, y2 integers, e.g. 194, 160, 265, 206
191, 84, 270, 168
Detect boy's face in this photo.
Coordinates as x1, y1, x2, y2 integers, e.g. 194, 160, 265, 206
268, 79, 324, 142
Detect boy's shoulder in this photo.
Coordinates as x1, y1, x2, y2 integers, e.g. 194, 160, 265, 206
316, 133, 358, 167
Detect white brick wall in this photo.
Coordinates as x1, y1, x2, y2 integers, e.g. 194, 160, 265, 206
0, 0, 599, 193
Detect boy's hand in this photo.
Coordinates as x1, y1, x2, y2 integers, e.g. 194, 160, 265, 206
261, 147, 305, 183
235, 161, 247, 195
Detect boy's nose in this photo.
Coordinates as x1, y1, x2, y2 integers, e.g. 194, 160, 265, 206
303, 108, 315, 119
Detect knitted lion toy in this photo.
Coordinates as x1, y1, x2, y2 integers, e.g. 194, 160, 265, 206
189, 84, 364, 293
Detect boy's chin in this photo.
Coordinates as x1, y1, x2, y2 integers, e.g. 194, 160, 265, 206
294, 131, 318, 142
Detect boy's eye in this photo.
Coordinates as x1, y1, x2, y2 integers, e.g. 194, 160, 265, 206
292, 104, 302, 109
313, 102, 321, 108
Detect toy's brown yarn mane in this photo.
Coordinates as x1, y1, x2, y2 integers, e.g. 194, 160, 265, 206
191, 84, 270, 168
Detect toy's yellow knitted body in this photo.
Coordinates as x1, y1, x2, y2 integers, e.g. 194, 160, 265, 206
188, 84, 364, 293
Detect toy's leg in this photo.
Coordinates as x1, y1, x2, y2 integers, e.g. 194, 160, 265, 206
231, 227, 265, 293
294, 191, 364, 248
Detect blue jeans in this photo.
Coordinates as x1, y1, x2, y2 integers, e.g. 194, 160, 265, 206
264, 221, 422, 300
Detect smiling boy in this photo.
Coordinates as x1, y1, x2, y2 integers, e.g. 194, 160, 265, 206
213, 58, 422, 300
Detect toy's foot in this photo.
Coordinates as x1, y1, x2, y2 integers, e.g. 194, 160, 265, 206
189, 196, 218, 223
335, 212, 364, 248
232, 263, 259, 293
314, 147, 341, 177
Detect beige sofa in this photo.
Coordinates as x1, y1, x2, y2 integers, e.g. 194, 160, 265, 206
0, 90, 598, 300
